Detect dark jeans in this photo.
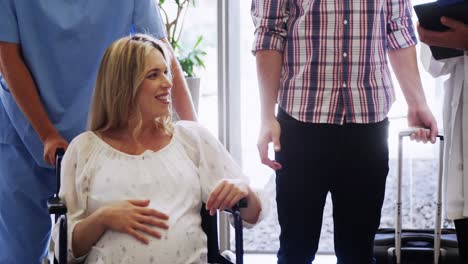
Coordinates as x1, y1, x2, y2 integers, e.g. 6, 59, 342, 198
275, 108, 389, 264
454, 218, 468, 263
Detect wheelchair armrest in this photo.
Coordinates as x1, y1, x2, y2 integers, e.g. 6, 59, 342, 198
47, 196, 67, 215
223, 198, 248, 214
223, 198, 247, 264
203, 198, 248, 264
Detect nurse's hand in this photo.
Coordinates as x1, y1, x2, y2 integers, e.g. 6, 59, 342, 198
97, 199, 170, 244
43, 132, 68, 165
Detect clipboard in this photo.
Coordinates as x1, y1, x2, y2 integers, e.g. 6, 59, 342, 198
414, 0, 468, 60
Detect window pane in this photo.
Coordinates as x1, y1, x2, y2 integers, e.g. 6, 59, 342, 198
239, 0, 280, 253
173, 0, 218, 135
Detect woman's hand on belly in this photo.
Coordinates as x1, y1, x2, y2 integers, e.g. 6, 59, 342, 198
98, 199, 170, 244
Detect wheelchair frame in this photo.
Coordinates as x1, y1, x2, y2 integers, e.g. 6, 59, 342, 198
47, 149, 246, 264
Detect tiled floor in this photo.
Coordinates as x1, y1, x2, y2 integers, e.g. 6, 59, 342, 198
245, 254, 337, 264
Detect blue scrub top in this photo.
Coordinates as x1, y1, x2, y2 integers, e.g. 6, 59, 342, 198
0, 0, 166, 168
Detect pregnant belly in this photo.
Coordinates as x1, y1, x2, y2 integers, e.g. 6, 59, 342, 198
84, 227, 207, 264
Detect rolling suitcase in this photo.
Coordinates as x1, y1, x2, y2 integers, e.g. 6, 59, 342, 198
373, 129, 460, 264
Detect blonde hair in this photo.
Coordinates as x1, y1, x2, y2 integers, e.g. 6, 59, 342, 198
88, 34, 174, 136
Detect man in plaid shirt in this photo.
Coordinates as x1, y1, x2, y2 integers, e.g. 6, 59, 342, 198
252, 0, 438, 263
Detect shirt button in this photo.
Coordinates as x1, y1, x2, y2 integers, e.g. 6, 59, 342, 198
343, 83, 347, 88
343, 52, 348, 57
344, 20, 348, 25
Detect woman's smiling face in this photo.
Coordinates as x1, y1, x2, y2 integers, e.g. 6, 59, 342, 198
135, 49, 173, 121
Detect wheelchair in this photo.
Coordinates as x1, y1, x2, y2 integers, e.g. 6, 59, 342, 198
47, 149, 246, 264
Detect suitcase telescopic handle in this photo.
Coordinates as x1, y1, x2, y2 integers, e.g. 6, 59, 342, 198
396, 128, 444, 264
398, 127, 444, 140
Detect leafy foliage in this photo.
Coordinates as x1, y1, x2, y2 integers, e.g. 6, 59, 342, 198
176, 36, 206, 77
158, 0, 206, 77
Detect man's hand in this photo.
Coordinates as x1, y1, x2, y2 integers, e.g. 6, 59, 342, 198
417, 17, 468, 50
43, 132, 68, 165
257, 118, 282, 170
387, 45, 438, 144
407, 104, 438, 143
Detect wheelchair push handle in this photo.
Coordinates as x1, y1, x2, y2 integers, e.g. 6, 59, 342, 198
223, 197, 248, 214
225, 197, 247, 264
47, 149, 68, 264
48, 148, 67, 215
55, 148, 65, 196
55, 148, 65, 163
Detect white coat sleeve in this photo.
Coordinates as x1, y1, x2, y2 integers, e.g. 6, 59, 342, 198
420, 43, 459, 77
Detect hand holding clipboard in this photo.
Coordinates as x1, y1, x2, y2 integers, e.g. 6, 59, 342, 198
414, 0, 468, 60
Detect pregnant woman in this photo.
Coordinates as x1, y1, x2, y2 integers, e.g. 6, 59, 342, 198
52, 34, 268, 264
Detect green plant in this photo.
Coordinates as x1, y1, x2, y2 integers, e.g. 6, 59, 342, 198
158, 0, 206, 77
175, 36, 206, 77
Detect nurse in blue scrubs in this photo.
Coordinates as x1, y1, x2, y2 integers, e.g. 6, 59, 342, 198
0, 1, 197, 263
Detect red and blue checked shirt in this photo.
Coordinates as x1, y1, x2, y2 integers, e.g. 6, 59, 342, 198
252, 0, 418, 124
